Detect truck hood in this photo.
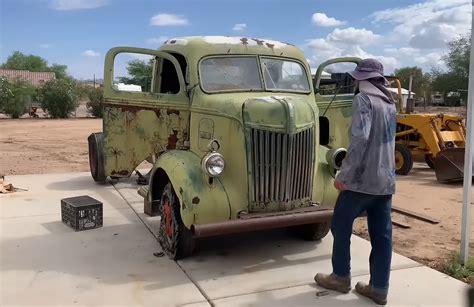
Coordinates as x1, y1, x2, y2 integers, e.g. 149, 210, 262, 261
242, 95, 317, 133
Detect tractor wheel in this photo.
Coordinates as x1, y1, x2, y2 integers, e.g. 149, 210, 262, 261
288, 222, 331, 241
158, 183, 195, 260
395, 143, 413, 175
425, 154, 435, 169
88, 132, 106, 183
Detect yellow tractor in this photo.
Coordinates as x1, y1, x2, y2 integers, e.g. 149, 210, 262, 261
389, 77, 470, 182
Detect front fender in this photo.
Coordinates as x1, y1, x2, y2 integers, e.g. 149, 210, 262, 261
314, 146, 340, 208
149, 150, 231, 228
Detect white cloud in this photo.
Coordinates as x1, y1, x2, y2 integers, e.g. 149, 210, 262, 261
305, 26, 396, 74
38, 43, 52, 49
150, 13, 189, 26
371, 0, 471, 49
146, 36, 169, 46
327, 27, 380, 46
232, 23, 247, 31
82, 50, 100, 57
50, 0, 108, 11
312, 13, 346, 27
414, 52, 443, 66
128, 53, 153, 61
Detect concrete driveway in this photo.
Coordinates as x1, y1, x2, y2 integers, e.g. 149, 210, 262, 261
0, 172, 469, 306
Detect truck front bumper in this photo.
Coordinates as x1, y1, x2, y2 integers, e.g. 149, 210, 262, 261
191, 206, 333, 238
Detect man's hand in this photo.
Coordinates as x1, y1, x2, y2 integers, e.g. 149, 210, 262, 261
334, 180, 347, 192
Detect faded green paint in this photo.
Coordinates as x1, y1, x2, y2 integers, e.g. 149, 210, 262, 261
149, 150, 231, 227
100, 37, 357, 228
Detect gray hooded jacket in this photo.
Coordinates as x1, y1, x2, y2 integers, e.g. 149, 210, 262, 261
336, 80, 397, 195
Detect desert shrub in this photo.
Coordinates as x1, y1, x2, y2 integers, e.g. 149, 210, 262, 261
0, 78, 36, 118
86, 87, 104, 118
38, 78, 79, 118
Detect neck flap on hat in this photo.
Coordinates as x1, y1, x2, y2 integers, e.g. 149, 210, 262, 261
358, 80, 394, 104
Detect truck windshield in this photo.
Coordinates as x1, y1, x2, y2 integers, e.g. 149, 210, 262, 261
261, 57, 310, 93
200, 57, 263, 92
200, 56, 310, 93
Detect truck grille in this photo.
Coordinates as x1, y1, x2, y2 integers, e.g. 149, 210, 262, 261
249, 128, 314, 203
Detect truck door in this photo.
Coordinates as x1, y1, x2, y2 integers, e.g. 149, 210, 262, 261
102, 47, 189, 177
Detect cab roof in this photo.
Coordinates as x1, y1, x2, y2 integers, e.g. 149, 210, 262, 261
158, 36, 307, 63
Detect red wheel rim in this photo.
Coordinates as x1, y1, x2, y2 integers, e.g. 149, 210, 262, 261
164, 200, 172, 237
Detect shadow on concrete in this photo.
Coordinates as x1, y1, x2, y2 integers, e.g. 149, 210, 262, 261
41, 220, 75, 234
2, 220, 330, 292
213, 286, 379, 307
45, 173, 102, 191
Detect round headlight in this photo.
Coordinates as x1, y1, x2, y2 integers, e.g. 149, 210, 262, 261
326, 147, 347, 170
202, 152, 225, 177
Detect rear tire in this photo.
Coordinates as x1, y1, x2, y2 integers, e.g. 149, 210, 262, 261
425, 154, 435, 169
158, 183, 195, 260
88, 132, 106, 183
288, 222, 331, 241
395, 143, 413, 175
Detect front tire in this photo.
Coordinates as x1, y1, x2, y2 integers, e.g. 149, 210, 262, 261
88, 132, 106, 183
395, 143, 413, 175
158, 183, 195, 260
288, 222, 331, 241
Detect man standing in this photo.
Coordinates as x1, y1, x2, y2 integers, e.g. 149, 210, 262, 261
314, 59, 397, 305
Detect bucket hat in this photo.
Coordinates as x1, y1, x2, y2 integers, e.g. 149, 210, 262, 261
348, 58, 387, 82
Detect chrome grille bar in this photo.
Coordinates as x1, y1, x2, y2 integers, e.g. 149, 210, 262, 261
249, 128, 314, 204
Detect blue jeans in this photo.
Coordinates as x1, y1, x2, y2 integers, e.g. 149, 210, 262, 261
331, 190, 392, 291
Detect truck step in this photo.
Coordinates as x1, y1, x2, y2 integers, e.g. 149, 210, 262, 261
137, 186, 149, 199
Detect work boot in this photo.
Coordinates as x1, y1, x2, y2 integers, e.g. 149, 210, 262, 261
355, 281, 388, 305
314, 273, 351, 293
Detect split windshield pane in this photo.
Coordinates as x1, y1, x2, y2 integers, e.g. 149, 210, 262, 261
200, 57, 262, 92
261, 58, 310, 92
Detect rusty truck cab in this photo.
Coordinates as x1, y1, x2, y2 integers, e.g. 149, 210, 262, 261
88, 37, 350, 259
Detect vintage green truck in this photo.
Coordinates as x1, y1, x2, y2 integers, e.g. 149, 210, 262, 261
88, 36, 357, 259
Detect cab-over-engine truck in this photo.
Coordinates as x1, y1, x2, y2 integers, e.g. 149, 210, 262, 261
88, 36, 354, 259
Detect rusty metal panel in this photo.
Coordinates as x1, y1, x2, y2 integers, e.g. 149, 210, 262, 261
103, 104, 190, 177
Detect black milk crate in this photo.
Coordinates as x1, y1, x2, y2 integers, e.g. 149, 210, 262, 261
61, 195, 103, 231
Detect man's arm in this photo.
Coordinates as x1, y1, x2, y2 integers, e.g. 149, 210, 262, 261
336, 94, 373, 186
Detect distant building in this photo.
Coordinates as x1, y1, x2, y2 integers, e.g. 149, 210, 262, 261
388, 87, 416, 109
77, 79, 103, 88
113, 83, 142, 92
0, 69, 55, 86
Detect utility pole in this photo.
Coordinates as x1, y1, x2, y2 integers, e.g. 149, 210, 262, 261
408, 74, 413, 99
407, 74, 414, 113
460, 0, 474, 265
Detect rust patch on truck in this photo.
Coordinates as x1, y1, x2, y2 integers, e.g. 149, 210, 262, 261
110, 170, 129, 176
167, 109, 180, 115
167, 130, 179, 150
252, 38, 264, 46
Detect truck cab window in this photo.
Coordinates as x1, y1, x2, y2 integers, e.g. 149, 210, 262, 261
159, 58, 180, 94
113, 53, 154, 93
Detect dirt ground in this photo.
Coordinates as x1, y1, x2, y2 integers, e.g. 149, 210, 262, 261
0, 119, 101, 175
1, 118, 473, 276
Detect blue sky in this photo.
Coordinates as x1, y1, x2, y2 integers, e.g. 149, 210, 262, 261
1, 0, 471, 79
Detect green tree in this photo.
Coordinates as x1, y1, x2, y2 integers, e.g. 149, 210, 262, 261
0, 78, 36, 118
2, 51, 49, 72
394, 66, 431, 99
430, 33, 470, 102
118, 59, 153, 91
0, 77, 14, 108
443, 34, 470, 81
38, 78, 79, 118
49, 63, 68, 79
2, 51, 69, 79
86, 87, 104, 118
